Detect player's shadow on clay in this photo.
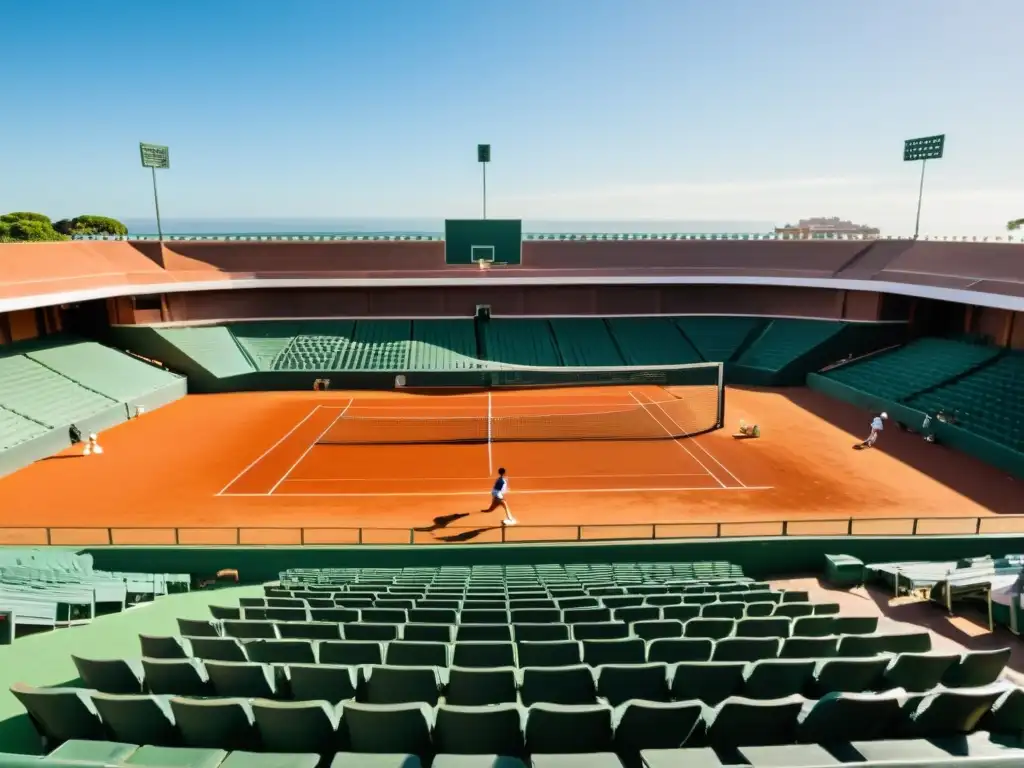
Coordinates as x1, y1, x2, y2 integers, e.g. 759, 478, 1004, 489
413, 513, 470, 533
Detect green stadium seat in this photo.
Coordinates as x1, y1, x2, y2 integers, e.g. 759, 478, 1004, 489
520, 665, 596, 706
224, 619, 276, 639
319, 640, 385, 666
513, 623, 570, 642
245, 639, 317, 664
791, 616, 836, 637
742, 659, 815, 699
179, 618, 221, 637
285, 664, 359, 703
343, 623, 399, 642
901, 685, 1008, 738
684, 618, 735, 640
251, 699, 343, 754
432, 757, 524, 768
169, 697, 260, 751
434, 703, 525, 756
736, 319, 847, 373
632, 619, 684, 641
612, 700, 703, 753
91, 692, 179, 746
675, 317, 764, 362
364, 665, 445, 705
524, 703, 614, 754
837, 632, 931, 657
445, 666, 518, 706
47, 740, 138, 762
403, 624, 455, 643
9, 683, 106, 746
736, 743, 842, 766
530, 754, 623, 768
883, 652, 960, 693
778, 636, 838, 659
452, 641, 516, 668
595, 662, 671, 705
340, 701, 434, 755
124, 745, 227, 768
669, 662, 745, 706
222, 752, 319, 768
457, 624, 512, 642
71, 656, 144, 695
795, 689, 907, 743
141, 634, 189, 659
386, 640, 451, 667
646, 638, 714, 663
582, 638, 646, 666
572, 622, 629, 641
772, 603, 814, 619
548, 319, 625, 367
205, 661, 277, 698
186, 637, 246, 662
811, 657, 889, 695
700, 694, 807, 748
663, 605, 701, 622
943, 648, 1011, 688
701, 603, 744, 620
209, 606, 241, 621
736, 617, 792, 639
712, 637, 781, 663
484, 320, 562, 366
517, 640, 582, 667
277, 621, 343, 641
408, 320, 481, 370
330, 753, 423, 768
142, 658, 214, 696
833, 616, 879, 635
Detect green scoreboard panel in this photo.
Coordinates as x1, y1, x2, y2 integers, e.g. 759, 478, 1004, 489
444, 219, 523, 265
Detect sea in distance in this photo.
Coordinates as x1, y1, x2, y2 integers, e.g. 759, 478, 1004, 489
119, 217, 776, 237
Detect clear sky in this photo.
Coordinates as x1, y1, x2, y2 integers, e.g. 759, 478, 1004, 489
2, 0, 1021, 235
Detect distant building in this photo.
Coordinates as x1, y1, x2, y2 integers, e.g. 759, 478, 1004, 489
775, 217, 880, 237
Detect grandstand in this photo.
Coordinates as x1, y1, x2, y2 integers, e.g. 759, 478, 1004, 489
4, 552, 1024, 767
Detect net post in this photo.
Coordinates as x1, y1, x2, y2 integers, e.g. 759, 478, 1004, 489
716, 363, 725, 429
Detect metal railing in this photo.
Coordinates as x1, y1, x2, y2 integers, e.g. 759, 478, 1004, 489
1, 515, 1023, 547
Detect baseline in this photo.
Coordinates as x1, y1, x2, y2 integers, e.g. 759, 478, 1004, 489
216, 405, 323, 496
223, 485, 774, 498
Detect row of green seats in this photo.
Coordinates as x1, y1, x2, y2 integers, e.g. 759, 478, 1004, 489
0, 405, 47, 451
675, 317, 764, 362
824, 338, 1001, 401
0, 352, 117, 427
547, 319, 625, 367
606, 318, 702, 366
483, 320, 562, 367
155, 327, 255, 377
737, 320, 847, 371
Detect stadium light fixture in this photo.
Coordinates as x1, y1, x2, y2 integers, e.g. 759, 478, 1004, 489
478, 144, 491, 220
139, 143, 170, 241
903, 134, 945, 240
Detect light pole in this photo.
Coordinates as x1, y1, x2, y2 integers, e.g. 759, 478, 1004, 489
903, 134, 945, 240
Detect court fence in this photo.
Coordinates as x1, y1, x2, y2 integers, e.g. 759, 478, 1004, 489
2, 515, 1024, 547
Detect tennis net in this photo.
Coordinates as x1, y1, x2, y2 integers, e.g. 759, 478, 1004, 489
317, 362, 723, 445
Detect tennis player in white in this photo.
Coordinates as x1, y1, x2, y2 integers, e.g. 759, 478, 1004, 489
861, 412, 887, 448
481, 467, 517, 526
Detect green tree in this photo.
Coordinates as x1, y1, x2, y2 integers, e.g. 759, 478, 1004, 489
0, 212, 67, 242
1009, 218, 1024, 232
53, 215, 128, 237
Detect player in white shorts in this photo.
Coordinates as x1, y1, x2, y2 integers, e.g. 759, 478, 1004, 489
861, 412, 887, 448
481, 467, 517, 526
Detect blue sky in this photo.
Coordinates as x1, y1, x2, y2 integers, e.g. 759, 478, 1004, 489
2, 0, 1021, 234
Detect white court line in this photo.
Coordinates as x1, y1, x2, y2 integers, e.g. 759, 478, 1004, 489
313, 401, 637, 411
215, 406, 323, 496
266, 399, 353, 496
280, 472, 712, 482
643, 392, 747, 487
629, 391, 727, 488
487, 391, 493, 475
221, 485, 774, 498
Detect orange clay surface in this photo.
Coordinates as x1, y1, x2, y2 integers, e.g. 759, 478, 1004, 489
0, 386, 1021, 546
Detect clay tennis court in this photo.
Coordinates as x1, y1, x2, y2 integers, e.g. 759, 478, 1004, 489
0, 386, 1020, 547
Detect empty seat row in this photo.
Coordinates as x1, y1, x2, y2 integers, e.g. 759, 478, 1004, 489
146, 630, 934, 668
236, 593, 819, 615
15, 683, 1024, 759
75, 650, 1008, 704
269, 584, 791, 600
195, 615, 860, 644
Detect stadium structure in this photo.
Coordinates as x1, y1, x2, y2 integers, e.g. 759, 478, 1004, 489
1, 222, 1024, 767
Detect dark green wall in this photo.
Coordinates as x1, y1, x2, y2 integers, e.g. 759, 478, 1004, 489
81, 534, 1024, 583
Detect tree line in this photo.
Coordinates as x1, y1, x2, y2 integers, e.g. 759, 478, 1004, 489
0, 212, 127, 242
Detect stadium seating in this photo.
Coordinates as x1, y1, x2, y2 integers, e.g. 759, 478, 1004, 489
232, 322, 314, 370
24, 340, 181, 405
821, 338, 1000, 402
339, 321, 412, 370
605, 318, 702, 366
13, 561, 1021, 767
909, 351, 1024, 453
154, 327, 256, 377
547, 319, 625, 367
0, 353, 119, 428
674, 317, 764, 362
273, 324, 356, 371
408, 321, 480, 370
735, 319, 848, 373
0, 405, 48, 451
484, 320, 563, 366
